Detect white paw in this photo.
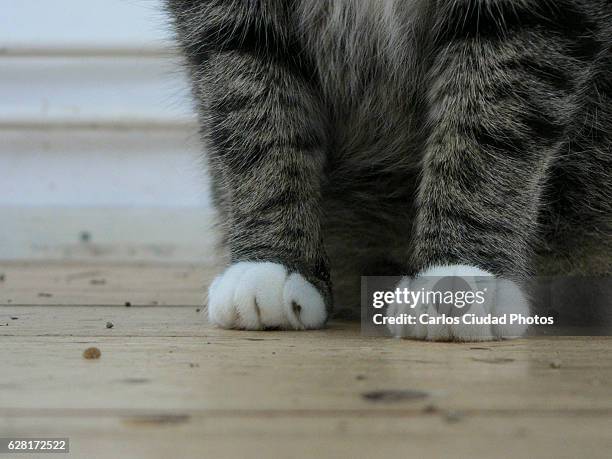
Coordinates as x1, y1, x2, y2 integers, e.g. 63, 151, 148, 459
387, 264, 530, 341
207, 262, 327, 330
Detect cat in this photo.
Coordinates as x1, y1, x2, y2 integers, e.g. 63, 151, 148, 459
166, 0, 612, 340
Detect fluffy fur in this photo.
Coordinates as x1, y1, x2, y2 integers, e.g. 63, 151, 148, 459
167, 0, 612, 339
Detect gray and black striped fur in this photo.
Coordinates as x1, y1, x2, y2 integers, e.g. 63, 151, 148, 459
167, 0, 612, 315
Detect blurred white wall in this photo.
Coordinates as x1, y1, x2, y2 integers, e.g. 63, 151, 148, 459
0, 0, 215, 261
0, 0, 207, 208
2, 0, 170, 48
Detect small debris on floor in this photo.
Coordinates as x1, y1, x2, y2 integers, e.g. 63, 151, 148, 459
355, 374, 366, 381
550, 360, 562, 369
189, 363, 199, 368
38, 292, 53, 298
362, 389, 429, 403
422, 403, 439, 414
124, 301, 131, 307
106, 322, 114, 329
423, 403, 440, 414
195, 308, 201, 313
445, 410, 464, 423
83, 347, 101, 360
79, 231, 91, 243
0, 274, 5, 282
90, 279, 107, 285
123, 414, 190, 426
10, 317, 18, 320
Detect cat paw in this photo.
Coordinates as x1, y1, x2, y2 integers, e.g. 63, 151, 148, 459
207, 262, 328, 330
386, 264, 530, 341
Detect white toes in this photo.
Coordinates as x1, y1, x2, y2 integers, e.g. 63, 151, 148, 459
387, 264, 530, 342
208, 261, 287, 329
423, 302, 452, 341
233, 262, 287, 330
207, 262, 327, 330
491, 278, 531, 339
450, 301, 493, 342
207, 263, 249, 328
283, 273, 327, 329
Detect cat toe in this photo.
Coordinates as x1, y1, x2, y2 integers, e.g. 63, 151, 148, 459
282, 273, 327, 329
233, 262, 288, 329
207, 263, 250, 328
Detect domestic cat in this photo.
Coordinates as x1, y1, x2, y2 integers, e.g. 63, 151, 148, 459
166, 0, 612, 340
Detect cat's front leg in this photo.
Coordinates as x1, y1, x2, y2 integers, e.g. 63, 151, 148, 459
207, 138, 331, 331
392, 2, 582, 341
204, 66, 331, 329
168, 2, 332, 330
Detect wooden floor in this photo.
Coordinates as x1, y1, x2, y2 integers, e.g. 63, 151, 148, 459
1, 261, 611, 459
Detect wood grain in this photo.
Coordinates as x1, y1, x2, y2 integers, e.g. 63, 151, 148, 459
0, 261, 217, 306
1, 261, 611, 459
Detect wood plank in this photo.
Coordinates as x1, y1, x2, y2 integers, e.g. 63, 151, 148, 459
1, 312, 611, 413
1, 330, 611, 459
0, 261, 218, 305
3, 414, 611, 459
1, 262, 611, 458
